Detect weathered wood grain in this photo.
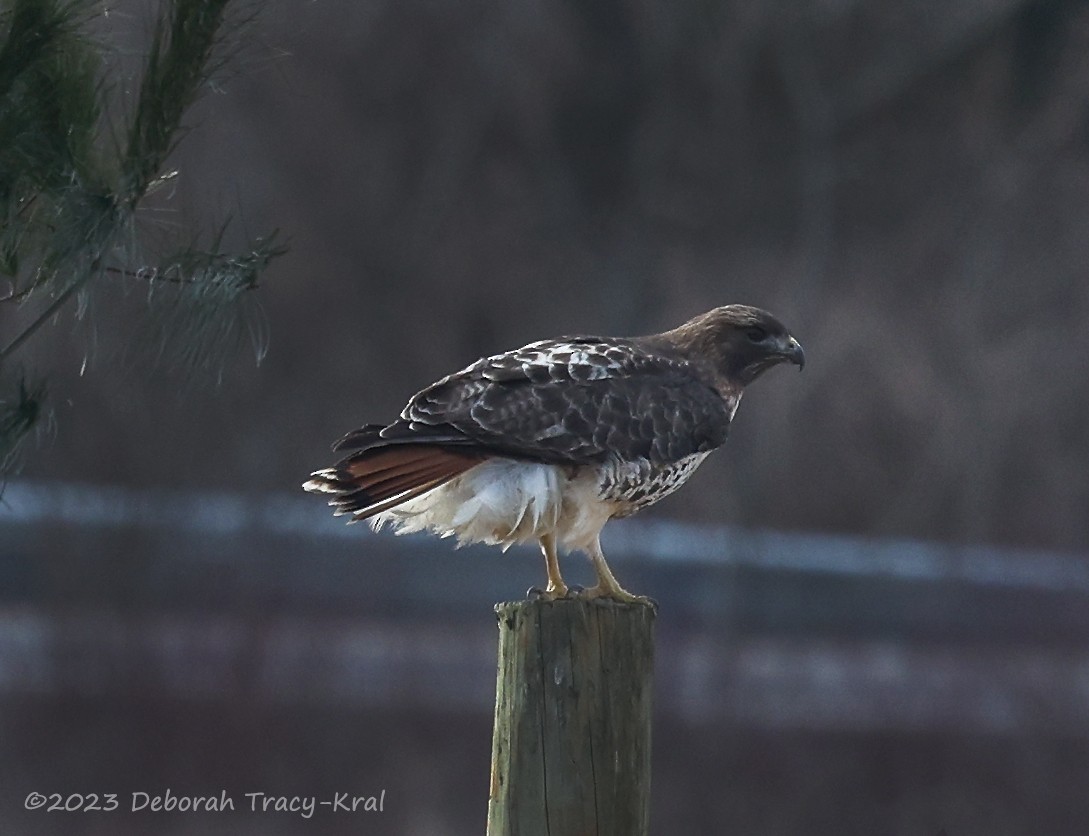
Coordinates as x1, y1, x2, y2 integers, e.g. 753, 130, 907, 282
487, 598, 656, 836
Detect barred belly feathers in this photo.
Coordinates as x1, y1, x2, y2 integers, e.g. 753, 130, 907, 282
304, 305, 804, 603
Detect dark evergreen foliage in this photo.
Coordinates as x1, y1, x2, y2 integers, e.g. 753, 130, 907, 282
0, 0, 283, 476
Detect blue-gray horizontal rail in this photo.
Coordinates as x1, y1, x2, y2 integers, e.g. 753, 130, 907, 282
3, 478, 1087, 593
0, 607, 1085, 737
3, 479, 1089, 648
2, 480, 1089, 735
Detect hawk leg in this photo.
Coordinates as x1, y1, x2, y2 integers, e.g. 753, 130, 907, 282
581, 536, 655, 606
536, 532, 569, 600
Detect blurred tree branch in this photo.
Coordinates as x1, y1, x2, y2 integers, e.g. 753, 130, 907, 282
0, 0, 284, 477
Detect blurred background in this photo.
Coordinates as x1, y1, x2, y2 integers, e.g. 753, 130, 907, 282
3, 0, 1089, 833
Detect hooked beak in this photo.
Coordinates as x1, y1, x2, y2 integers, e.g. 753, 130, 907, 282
783, 335, 805, 370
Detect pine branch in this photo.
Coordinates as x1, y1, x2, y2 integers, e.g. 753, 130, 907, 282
123, 0, 231, 204
0, 0, 95, 100
135, 227, 284, 377
0, 0, 285, 477
0, 372, 48, 475
0, 262, 96, 362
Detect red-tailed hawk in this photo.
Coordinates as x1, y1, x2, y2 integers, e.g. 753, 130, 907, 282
304, 305, 804, 603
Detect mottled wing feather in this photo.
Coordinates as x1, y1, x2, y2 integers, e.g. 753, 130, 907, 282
394, 336, 731, 466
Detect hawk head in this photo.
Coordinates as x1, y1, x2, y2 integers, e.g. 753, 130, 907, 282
666, 304, 805, 386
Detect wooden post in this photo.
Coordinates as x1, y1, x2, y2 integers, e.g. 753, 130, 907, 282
486, 598, 656, 836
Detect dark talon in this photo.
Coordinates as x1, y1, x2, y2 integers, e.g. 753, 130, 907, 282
566, 584, 584, 598
526, 586, 545, 600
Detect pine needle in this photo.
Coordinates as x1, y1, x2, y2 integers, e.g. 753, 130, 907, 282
0, 0, 284, 474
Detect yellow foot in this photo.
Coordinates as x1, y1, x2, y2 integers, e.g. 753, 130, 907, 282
526, 582, 571, 601
578, 584, 657, 609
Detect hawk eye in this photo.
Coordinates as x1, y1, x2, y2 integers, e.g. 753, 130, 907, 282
745, 326, 768, 343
